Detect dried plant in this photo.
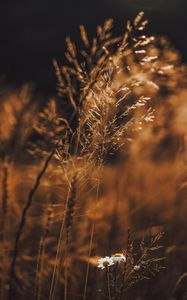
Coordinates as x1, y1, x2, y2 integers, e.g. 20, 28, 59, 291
34, 204, 53, 300
96, 231, 165, 300
0, 10, 186, 300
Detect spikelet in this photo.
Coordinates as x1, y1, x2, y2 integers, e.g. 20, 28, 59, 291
0, 85, 35, 162
80, 25, 90, 48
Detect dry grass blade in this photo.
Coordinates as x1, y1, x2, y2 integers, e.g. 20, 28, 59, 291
49, 175, 77, 300
1, 162, 9, 300
7, 150, 55, 300
35, 205, 53, 300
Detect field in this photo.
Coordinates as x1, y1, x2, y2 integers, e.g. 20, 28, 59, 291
0, 12, 187, 300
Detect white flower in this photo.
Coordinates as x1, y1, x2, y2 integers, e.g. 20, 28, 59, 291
111, 253, 126, 264
97, 256, 114, 269
134, 265, 140, 271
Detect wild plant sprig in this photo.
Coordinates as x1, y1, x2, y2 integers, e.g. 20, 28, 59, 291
97, 232, 165, 300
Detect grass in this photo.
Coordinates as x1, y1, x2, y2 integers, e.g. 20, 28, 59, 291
0, 11, 187, 300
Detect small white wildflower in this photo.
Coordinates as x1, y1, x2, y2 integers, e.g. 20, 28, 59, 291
111, 253, 126, 264
98, 256, 114, 269
142, 55, 158, 62
134, 265, 140, 271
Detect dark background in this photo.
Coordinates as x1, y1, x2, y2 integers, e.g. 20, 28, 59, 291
0, 0, 187, 95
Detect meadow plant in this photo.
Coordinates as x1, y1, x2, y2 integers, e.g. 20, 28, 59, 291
0, 11, 186, 300
97, 231, 165, 300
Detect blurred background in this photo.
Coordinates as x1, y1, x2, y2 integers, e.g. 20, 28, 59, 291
0, 0, 187, 95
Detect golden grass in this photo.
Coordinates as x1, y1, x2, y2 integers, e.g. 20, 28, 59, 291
0, 11, 187, 300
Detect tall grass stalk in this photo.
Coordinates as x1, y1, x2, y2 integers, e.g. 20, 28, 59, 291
82, 175, 101, 300
1, 162, 9, 300
35, 205, 53, 300
49, 175, 77, 300
107, 268, 112, 300
8, 149, 55, 300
